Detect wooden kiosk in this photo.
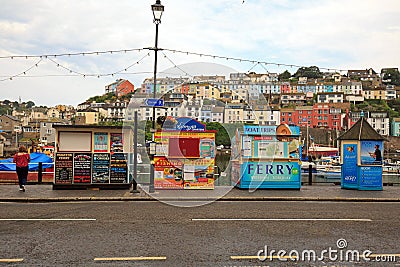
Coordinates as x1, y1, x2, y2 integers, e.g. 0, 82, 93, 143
53, 125, 133, 189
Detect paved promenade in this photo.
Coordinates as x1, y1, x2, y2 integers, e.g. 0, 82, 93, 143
0, 184, 399, 202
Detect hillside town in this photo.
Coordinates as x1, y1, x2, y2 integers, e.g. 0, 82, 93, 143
1, 66, 400, 156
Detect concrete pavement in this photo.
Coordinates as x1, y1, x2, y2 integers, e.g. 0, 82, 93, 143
0, 184, 400, 202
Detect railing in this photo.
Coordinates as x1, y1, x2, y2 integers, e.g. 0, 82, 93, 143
0, 162, 55, 184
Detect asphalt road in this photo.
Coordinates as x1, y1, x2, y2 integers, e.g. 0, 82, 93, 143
1, 201, 399, 267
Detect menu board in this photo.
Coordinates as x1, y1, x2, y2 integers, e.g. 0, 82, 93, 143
92, 153, 110, 183
110, 153, 128, 183
73, 153, 92, 183
55, 153, 73, 184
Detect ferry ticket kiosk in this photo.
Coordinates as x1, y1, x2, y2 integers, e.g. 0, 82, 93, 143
231, 124, 302, 189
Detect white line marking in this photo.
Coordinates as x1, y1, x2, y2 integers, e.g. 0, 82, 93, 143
0, 218, 96, 221
192, 218, 372, 222
94, 257, 166, 261
0, 259, 24, 263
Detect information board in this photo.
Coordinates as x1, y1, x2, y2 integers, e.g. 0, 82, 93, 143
92, 153, 110, 183
73, 153, 92, 183
110, 153, 128, 183
55, 153, 73, 184
359, 166, 382, 189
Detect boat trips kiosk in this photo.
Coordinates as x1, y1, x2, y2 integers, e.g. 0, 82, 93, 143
231, 124, 302, 189
339, 117, 385, 191
52, 125, 133, 189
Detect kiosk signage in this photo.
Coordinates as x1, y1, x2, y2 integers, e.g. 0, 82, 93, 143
110, 153, 128, 183
92, 153, 111, 183
73, 153, 92, 183
55, 153, 73, 184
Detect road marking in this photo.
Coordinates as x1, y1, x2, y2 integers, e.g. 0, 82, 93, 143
94, 257, 166, 261
0, 259, 24, 263
0, 218, 96, 221
192, 218, 372, 222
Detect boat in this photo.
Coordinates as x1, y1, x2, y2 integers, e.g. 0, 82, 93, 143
317, 164, 341, 179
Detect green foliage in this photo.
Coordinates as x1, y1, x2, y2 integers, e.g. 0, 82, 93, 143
382, 69, 400, 86
87, 92, 116, 103
278, 70, 291, 81
294, 66, 323, 79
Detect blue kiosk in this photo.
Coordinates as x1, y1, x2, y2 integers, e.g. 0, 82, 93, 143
338, 117, 385, 191
231, 124, 302, 189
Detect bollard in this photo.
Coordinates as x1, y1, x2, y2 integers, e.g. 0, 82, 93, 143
308, 157, 312, 186
38, 162, 43, 184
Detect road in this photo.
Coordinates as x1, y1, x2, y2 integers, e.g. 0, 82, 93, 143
1, 201, 399, 266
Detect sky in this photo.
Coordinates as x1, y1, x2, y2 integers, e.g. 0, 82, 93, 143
0, 0, 399, 107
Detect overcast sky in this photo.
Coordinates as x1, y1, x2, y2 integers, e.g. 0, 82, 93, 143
0, 0, 399, 107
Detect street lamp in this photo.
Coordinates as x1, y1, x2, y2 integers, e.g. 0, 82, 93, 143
149, 0, 164, 193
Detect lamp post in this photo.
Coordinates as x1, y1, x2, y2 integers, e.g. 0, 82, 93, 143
149, 0, 164, 193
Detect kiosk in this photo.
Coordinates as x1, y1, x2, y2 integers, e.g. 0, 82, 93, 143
339, 117, 385, 191
231, 124, 302, 189
53, 125, 133, 189
153, 117, 216, 189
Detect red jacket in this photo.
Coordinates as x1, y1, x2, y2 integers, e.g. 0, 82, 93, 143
13, 153, 30, 168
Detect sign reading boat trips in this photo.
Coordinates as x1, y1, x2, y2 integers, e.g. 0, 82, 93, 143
55, 153, 73, 184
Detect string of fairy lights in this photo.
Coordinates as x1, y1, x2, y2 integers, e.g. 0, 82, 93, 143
0, 47, 348, 82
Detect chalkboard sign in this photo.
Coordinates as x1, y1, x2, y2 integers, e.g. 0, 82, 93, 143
55, 153, 73, 184
92, 153, 110, 183
73, 153, 92, 183
110, 153, 128, 183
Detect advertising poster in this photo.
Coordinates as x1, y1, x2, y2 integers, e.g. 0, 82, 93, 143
342, 144, 358, 187
94, 132, 108, 152
242, 136, 252, 158
92, 153, 110, 183
183, 158, 215, 190
200, 139, 215, 158
55, 153, 73, 184
154, 156, 183, 189
110, 133, 123, 154
359, 166, 382, 189
73, 153, 92, 183
360, 140, 383, 165
110, 153, 128, 183
256, 141, 286, 158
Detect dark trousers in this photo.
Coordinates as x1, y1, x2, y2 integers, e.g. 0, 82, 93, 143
16, 166, 29, 188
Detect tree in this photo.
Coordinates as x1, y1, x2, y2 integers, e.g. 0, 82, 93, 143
382, 69, 400, 86
25, 101, 35, 109
278, 70, 291, 81
294, 66, 323, 79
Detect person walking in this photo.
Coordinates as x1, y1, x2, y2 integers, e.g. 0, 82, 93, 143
13, 146, 30, 192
